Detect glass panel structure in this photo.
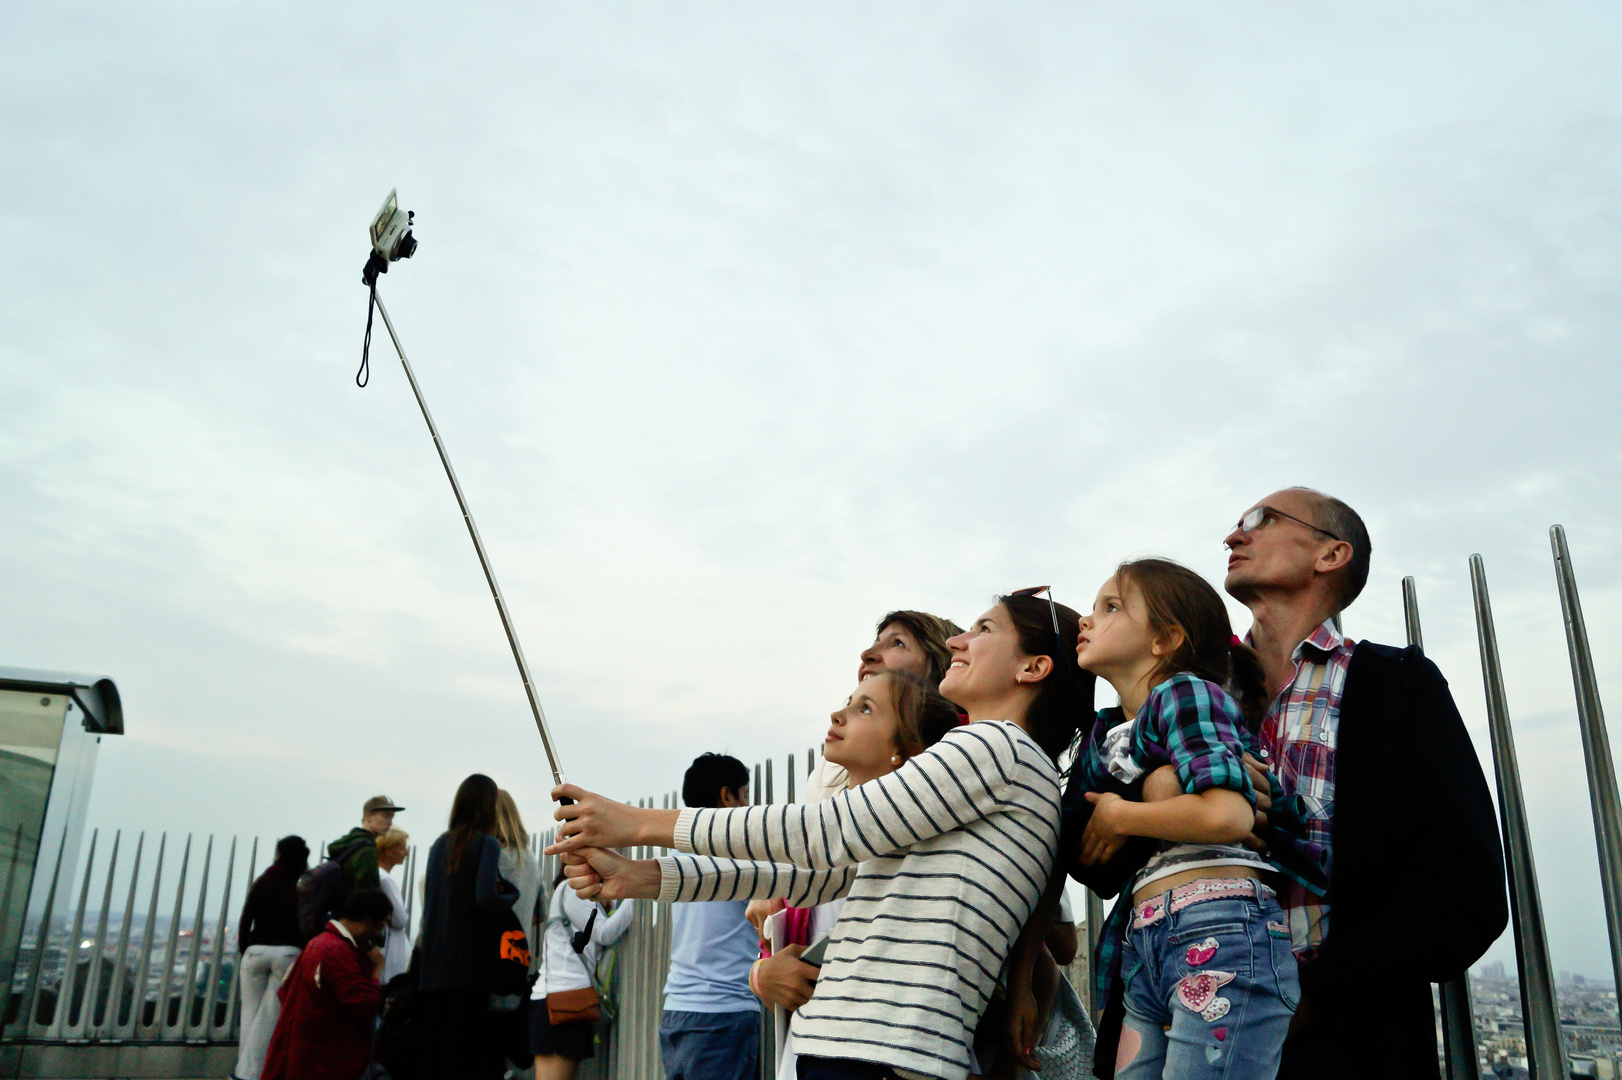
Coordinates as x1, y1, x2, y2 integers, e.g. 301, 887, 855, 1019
0, 690, 68, 1001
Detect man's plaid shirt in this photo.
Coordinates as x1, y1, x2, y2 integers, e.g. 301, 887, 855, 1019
1255, 617, 1354, 958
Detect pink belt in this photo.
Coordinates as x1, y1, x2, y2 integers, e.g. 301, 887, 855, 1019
1130, 877, 1272, 930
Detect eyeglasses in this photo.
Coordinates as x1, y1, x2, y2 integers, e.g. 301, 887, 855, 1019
1232, 505, 1343, 543
1009, 585, 1064, 659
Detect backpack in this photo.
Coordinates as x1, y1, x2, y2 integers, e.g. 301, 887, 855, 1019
592, 936, 620, 1021
296, 839, 371, 941
483, 875, 530, 1002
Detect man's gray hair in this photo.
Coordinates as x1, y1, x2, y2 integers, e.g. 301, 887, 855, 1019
1289, 488, 1372, 609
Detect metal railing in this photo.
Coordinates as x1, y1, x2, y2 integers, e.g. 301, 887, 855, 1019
2, 524, 1618, 1080
1, 832, 421, 1047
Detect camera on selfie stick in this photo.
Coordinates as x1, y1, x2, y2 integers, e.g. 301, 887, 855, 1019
352, 189, 573, 805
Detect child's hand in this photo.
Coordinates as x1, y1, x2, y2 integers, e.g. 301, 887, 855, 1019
1079, 791, 1130, 865
747, 898, 787, 939
1004, 978, 1043, 1071
1243, 753, 1274, 813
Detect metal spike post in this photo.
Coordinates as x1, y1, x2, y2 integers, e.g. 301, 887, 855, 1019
1470, 555, 1565, 1079
130, 833, 167, 1033
1403, 577, 1479, 1080
1550, 525, 1622, 1001
106, 831, 144, 1034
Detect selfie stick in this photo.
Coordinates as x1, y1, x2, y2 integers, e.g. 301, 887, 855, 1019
368, 290, 569, 793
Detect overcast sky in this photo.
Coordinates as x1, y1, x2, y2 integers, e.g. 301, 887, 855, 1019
4, 3, 1620, 981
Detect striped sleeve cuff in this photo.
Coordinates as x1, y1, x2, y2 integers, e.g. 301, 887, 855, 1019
656, 856, 684, 903
673, 807, 701, 853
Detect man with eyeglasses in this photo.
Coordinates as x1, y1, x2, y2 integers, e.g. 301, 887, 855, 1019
1224, 489, 1507, 1079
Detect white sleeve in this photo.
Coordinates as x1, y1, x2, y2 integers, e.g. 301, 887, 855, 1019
595, 899, 636, 947
379, 874, 408, 930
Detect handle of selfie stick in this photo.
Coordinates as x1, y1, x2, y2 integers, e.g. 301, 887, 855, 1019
370, 291, 571, 792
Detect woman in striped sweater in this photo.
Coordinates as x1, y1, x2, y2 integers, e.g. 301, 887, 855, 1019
547, 592, 1089, 1080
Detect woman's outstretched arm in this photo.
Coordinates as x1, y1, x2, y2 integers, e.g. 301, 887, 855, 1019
561, 847, 854, 907
550, 722, 1048, 872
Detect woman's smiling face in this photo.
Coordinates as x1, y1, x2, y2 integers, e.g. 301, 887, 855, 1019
938, 603, 1028, 707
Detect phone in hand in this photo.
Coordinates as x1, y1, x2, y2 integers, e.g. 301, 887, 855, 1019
799, 934, 831, 967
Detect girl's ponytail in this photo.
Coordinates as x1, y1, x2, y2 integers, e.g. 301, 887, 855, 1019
1227, 638, 1269, 729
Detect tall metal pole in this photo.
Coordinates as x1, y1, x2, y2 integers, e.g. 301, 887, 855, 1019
1550, 525, 1622, 1001
1469, 556, 1565, 1080
1403, 577, 1479, 1080
371, 292, 567, 789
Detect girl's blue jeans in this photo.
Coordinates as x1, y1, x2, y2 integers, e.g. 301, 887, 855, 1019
1115, 879, 1299, 1080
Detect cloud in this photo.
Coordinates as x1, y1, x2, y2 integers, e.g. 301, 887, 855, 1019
2, 1, 1620, 980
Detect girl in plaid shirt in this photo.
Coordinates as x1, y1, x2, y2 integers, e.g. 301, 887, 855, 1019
1012, 559, 1298, 1080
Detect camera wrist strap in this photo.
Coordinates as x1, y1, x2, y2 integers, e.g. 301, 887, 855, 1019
356, 279, 377, 387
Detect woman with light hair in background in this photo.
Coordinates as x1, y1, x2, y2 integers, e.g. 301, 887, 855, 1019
374, 827, 412, 984
495, 789, 546, 944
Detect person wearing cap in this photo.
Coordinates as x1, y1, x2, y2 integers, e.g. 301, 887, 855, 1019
328, 795, 405, 915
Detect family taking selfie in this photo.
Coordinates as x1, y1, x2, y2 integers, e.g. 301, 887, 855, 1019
543, 488, 1509, 1080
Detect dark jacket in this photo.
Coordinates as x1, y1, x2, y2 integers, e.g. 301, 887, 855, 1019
331, 827, 380, 912
418, 832, 507, 991
1296, 641, 1508, 1078
239, 863, 304, 952
262, 921, 382, 1080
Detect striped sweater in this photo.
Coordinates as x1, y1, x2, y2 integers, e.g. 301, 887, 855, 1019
655, 721, 1061, 1080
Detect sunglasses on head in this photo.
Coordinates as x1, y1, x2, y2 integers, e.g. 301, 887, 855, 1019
1233, 505, 1343, 543
1009, 585, 1064, 660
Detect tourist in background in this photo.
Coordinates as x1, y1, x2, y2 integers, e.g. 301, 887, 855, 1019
374, 827, 412, 984
261, 888, 392, 1080
532, 866, 636, 1080
495, 789, 546, 947
418, 774, 513, 1080
659, 753, 759, 1080
329, 794, 405, 915
232, 835, 308, 1080
495, 789, 547, 1066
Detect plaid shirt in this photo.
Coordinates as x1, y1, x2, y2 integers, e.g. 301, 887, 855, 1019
1074, 674, 1258, 1001
1076, 673, 1258, 804
1255, 618, 1355, 959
